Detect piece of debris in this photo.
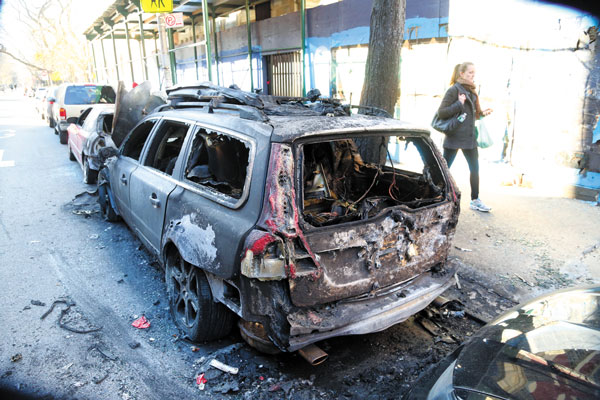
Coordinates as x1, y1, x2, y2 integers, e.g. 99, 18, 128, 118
10, 353, 22, 362
62, 362, 73, 371
454, 246, 472, 252
129, 342, 141, 349
117, 279, 124, 284
23, 305, 31, 311
132, 315, 150, 329
31, 300, 46, 307
209, 359, 239, 375
41, 298, 102, 334
191, 346, 199, 352
454, 272, 461, 290
29, 240, 40, 244
149, 337, 156, 342
196, 373, 207, 390
89, 234, 99, 239
514, 273, 535, 287
88, 345, 117, 361
153, 300, 160, 306
93, 374, 109, 384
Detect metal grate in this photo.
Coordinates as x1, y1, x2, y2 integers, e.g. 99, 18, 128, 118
266, 51, 302, 97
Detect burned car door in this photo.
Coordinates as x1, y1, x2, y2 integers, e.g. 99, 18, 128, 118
161, 123, 258, 277
128, 118, 192, 254
111, 118, 160, 224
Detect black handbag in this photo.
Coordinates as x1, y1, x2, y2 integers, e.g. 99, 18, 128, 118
431, 112, 466, 134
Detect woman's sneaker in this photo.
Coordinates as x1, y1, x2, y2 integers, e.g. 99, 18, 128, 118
470, 198, 491, 212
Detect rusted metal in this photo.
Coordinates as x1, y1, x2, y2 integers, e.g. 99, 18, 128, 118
297, 344, 328, 366
238, 320, 281, 355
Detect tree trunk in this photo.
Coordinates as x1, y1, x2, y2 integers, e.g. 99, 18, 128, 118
357, 0, 406, 164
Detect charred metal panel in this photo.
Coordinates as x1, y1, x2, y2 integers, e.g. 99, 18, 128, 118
289, 202, 457, 307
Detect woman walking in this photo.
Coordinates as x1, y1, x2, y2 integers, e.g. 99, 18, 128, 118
437, 62, 493, 212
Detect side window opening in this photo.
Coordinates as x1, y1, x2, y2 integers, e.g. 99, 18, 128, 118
101, 114, 113, 134
121, 120, 158, 161
302, 136, 446, 227
185, 128, 249, 199
144, 120, 190, 176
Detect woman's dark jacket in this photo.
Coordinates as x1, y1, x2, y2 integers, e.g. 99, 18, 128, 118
437, 83, 477, 149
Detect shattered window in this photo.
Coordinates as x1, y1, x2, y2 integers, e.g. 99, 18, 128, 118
121, 119, 158, 161
143, 119, 190, 176
301, 136, 446, 227
184, 128, 250, 199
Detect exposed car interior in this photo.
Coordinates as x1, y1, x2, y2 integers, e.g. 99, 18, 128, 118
185, 128, 250, 199
144, 120, 190, 175
302, 136, 447, 226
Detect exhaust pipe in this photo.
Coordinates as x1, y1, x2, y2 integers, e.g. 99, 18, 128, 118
297, 344, 328, 366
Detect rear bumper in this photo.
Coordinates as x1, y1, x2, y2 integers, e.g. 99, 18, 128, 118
285, 258, 459, 352
58, 121, 69, 132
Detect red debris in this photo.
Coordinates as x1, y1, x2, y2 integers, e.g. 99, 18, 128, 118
131, 316, 150, 329
249, 234, 277, 254
196, 373, 207, 385
259, 376, 265, 381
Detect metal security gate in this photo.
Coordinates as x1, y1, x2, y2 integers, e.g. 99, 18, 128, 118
266, 51, 302, 97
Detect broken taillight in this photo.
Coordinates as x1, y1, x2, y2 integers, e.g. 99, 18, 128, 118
59, 108, 66, 120
241, 230, 287, 281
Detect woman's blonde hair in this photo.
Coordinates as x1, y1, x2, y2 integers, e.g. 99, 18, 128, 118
450, 62, 474, 85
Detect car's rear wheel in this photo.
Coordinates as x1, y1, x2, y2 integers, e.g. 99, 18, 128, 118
83, 157, 98, 184
165, 251, 234, 341
49, 118, 55, 128
98, 184, 119, 222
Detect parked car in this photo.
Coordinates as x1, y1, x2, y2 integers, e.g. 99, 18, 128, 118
98, 83, 461, 357
67, 104, 115, 184
51, 83, 116, 144
34, 87, 48, 117
405, 285, 600, 399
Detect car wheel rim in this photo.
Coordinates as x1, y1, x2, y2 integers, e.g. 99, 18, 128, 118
167, 254, 200, 329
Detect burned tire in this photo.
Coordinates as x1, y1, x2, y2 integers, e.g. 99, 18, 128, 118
98, 183, 119, 222
83, 157, 98, 184
59, 129, 67, 144
165, 251, 234, 342
68, 145, 76, 161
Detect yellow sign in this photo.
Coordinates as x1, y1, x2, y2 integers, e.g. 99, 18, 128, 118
141, 0, 173, 13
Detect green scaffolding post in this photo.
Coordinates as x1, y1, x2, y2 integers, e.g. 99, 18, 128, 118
190, 15, 199, 80
245, 0, 253, 92
138, 12, 149, 81
211, 8, 220, 85
167, 28, 177, 85
124, 20, 135, 84
202, 0, 213, 82
301, 0, 306, 96
100, 38, 108, 82
89, 40, 98, 82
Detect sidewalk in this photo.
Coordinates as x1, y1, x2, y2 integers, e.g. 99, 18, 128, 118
447, 157, 600, 303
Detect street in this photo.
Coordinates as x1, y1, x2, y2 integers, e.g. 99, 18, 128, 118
1, 92, 599, 400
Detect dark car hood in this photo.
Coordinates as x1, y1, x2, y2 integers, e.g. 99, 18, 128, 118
111, 81, 166, 148
452, 286, 600, 399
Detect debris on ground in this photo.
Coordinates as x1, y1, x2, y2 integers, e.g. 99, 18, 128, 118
65, 191, 100, 218
196, 373, 207, 390
31, 300, 46, 307
131, 315, 150, 329
88, 345, 117, 361
454, 246, 473, 252
41, 298, 102, 334
10, 353, 22, 362
129, 342, 140, 349
209, 359, 239, 375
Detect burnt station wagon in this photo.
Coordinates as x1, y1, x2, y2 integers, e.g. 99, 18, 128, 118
98, 83, 461, 358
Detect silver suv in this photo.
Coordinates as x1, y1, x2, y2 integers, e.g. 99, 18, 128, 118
51, 83, 116, 144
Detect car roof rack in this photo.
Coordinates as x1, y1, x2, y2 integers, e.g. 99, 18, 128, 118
164, 82, 362, 121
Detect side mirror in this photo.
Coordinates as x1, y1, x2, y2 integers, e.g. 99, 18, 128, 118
98, 146, 119, 163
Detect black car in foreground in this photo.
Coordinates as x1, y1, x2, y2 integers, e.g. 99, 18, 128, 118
405, 285, 600, 399
98, 82, 461, 361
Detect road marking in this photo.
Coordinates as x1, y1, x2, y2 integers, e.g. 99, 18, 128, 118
0, 150, 15, 167
0, 129, 16, 139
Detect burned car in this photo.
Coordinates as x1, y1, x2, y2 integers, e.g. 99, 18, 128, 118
67, 104, 115, 184
98, 83, 461, 357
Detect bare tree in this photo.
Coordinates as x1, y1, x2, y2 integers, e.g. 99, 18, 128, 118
357, 0, 406, 163
1, 0, 89, 84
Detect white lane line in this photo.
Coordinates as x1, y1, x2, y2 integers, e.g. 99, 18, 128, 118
0, 150, 15, 167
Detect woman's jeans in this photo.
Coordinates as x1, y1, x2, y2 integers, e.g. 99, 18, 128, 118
443, 147, 479, 200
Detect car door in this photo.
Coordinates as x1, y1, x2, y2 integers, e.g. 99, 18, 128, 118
72, 108, 95, 164
111, 118, 160, 225
128, 118, 192, 254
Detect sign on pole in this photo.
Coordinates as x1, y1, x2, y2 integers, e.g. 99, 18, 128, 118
141, 0, 173, 13
164, 13, 184, 29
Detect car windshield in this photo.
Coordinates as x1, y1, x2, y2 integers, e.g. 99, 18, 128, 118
64, 85, 116, 105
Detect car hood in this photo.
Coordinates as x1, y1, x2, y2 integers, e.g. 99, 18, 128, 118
452, 286, 600, 399
111, 81, 166, 148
